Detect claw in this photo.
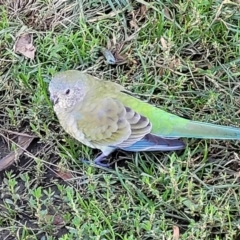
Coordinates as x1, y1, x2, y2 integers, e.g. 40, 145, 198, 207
79, 153, 111, 168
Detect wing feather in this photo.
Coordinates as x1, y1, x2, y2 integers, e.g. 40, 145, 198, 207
76, 97, 151, 148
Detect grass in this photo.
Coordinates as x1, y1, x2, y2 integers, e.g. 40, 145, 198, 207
0, 0, 240, 239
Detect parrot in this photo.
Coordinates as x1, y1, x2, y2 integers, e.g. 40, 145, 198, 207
49, 70, 240, 167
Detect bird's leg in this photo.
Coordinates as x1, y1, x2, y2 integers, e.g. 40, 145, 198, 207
80, 153, 110, 167
93, 153, 110, 167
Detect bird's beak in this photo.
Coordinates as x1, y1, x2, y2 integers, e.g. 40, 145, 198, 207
50, 95, 59, 105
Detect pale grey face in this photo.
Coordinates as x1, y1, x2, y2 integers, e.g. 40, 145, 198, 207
49, 79, 85, 110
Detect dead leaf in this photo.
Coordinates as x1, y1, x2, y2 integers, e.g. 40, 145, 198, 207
14, 33, 36, 60
158, 68, 165, 76
45, 214, 65, 226
173, 225, 180, 240
55, 166, 74, 181
130, 20, 139, 30
140, 4, 147, 16
100, 42, 129, 65
114, 43, 128, 65
87, 9, 126, 23
112, 33, 117, 46
0, 134, 35, 171
160, 36, 168, 50
131, 3, 148, 22
107, 38, 112, 50
169, 57, 181, 70
114, 52, 128, 64
164, 7, 172, 20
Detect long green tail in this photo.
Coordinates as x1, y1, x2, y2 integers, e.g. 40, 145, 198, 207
152, 109, 240, 139
163, 118, 240, 139
121, 95, 240, 140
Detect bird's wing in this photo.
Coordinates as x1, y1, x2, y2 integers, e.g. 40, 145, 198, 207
76, 97, 185, 151
77, 97, 151, 147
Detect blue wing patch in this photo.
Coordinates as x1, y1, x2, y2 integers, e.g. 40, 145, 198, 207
120, 134, 185, 152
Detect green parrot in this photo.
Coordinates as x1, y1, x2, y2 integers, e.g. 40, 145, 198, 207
49, 70, 240, 167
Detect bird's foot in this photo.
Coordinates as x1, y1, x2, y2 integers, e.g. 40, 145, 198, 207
80, 153, 110, 168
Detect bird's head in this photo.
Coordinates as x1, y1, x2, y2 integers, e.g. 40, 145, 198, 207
49, 70, 87, 111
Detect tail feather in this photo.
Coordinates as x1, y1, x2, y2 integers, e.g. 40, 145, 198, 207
167, 120, 240, 140
121, 93, 240, 140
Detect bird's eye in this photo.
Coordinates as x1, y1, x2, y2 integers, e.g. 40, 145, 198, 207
65, 89, 70, 95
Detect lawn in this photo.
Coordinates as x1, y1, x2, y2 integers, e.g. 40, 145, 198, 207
0, 0, 240, 239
